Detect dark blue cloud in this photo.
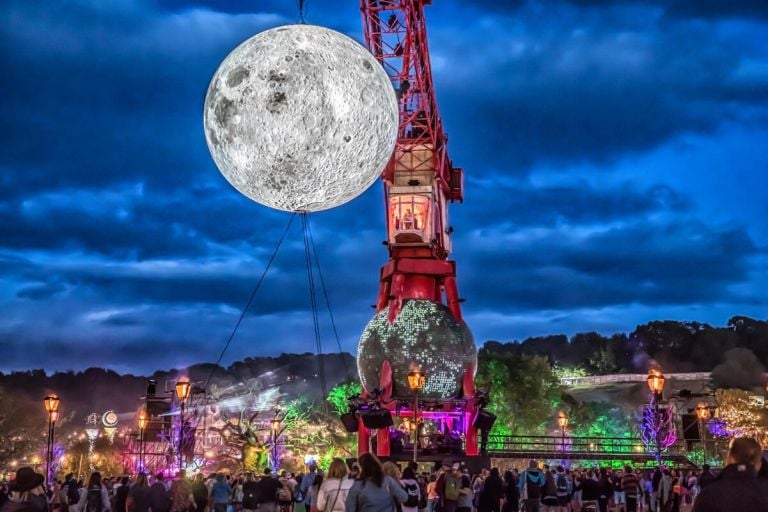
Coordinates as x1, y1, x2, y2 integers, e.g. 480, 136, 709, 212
0, 0, 766, 373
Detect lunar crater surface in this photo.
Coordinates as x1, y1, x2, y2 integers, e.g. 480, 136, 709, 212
204, 24, 398, 212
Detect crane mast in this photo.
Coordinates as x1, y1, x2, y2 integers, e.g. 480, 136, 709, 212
358, 0, 479, 459
361, 0, 465, 324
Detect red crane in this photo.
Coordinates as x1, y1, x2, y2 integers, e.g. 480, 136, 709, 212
361, 0, 464, 323
359, 0, 479, 458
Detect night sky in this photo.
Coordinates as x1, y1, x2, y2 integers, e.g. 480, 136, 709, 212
2, 0, 767, 374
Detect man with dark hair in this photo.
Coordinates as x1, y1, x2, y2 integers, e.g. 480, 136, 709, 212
692, 437, 768, 511
518, 460, 545, 512
254, 469, 282, 512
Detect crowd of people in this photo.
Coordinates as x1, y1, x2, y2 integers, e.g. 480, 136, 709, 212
2, 437, 767, 512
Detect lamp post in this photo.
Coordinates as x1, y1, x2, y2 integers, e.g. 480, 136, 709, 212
696, 402, 711, 462
647, 369, 666, 463
557, 411, 569, 452
407, 369, 427, 464
137, 408, 149, 469
175, 377, 192, 472
270, 416, 282, 471
44, 395, 60, 486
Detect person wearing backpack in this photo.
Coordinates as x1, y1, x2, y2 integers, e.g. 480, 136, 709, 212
518, 460, 545, 512
441, 465, 461, 512
554, 467, 570, 512
400, 468, 421, 512
540, 468, 558, 510
77, 473, 110, 512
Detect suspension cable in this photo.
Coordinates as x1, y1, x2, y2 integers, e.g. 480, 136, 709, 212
301, 213, 328, 408
204, 213, 297, 391
306, 218, 350, 375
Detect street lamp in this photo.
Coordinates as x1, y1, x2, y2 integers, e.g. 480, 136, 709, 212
696, 402, 712, 461
175, 377, 192, 471
647, 369, 666, 463
44, 395, 60, 486
647, 369, 665, 400
270, 416, 282, 471
407, 369, 427, 464
557, 411, 569, 451
137, 408, 149, 469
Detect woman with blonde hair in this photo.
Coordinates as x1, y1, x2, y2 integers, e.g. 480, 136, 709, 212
316, 459, 355, 512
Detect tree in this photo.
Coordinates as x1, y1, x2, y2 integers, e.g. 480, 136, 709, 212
326, 382, 362, 416
476, 348, 561, 435
715, 389, 768, 444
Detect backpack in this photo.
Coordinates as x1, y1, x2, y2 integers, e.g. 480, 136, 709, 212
85, 486, 102, 512
556, 474, 568, 495
525, 472, 542, 500
66, 484, 80, 506
444, 476, 460, 502
276, 486, 292, 503
403, 483, 419, 508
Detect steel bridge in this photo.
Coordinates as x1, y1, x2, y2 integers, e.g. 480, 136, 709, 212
485, 435, 696, 467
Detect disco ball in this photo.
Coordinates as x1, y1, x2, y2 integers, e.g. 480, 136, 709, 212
203, 24, 398, 212
357, 299, 477, 399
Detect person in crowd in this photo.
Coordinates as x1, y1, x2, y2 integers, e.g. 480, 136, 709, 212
501, 470, 517, 512
306, 476, 324, 512
241, 474, 258, 512
62, 474, 81, 512
50, 479, 62, 512
113, 478, 129, 512
209, 474, 231, 512
3, 467, 48, 512
425, 476, 437, 512
300, 464, 321, 512
669, 470, 681, 512
127, 473, 151, 512
231, 477, 244, 512
620, 466, 640, 512
657, 470, 672, 512
540, 467, 558, 511
692, 437, 768, 511
576, 470, 600, 512
595, 469, 612, 512
148, 474, 170, 512
697, 465, 714, 492
255, 469, 283, 512
649, 468, 662, 512
453, 468, 471, 512
553, 467, 569, 512
316, 458, 354, 512
519, 460, 545, 512
170, 471, 194, 512
192, 475, 209, 512
78, 472, 111, 512
394, 468, 418, 512
476, 468, 502, 512
344, 453, 407, 512
1, 483, 10, 511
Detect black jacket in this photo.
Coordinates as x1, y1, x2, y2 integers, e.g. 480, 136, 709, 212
691, 464, 768, 512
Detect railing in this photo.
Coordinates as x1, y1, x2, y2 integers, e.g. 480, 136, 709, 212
560, 373, 712, 388
485, 435, 690, 463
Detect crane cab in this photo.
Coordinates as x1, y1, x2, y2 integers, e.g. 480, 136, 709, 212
388, 189, 432, 245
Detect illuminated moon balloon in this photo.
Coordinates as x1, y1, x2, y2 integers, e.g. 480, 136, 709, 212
204, 24, 399, 212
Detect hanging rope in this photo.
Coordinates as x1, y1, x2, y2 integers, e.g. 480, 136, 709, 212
298, 0, 306, 24
306, 218, 350, 375
204, 213, 297, 391
301, 213, 328, 409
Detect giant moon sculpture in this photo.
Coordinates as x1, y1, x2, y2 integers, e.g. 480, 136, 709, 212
204, 24, 399, 212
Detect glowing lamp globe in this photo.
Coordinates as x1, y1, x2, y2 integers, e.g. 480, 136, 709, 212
204, 24, 399, 212
357, 299, 477, 399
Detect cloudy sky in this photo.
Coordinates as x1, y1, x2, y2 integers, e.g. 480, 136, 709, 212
1, 0, 766, 374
